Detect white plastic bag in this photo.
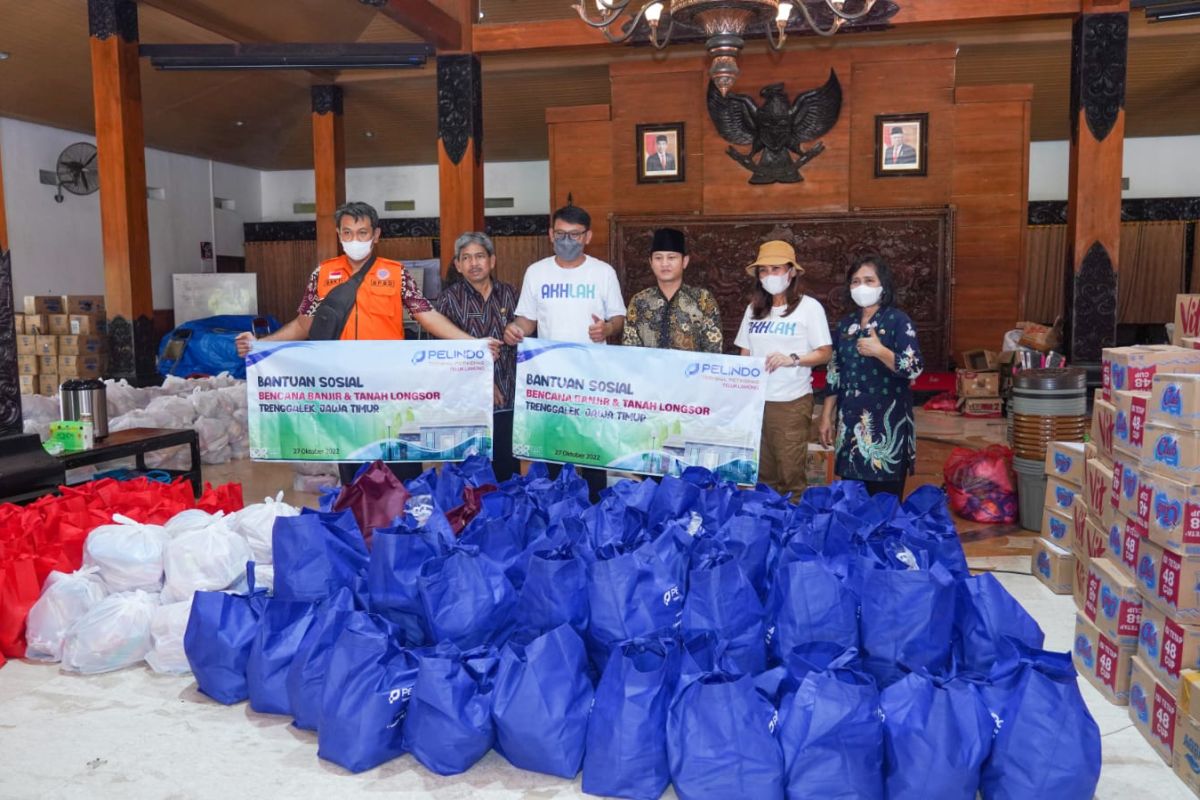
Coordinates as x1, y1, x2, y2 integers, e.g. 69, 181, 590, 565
24, 568, 110, 662
61, 590, 158, 674
164, 508, 221, 538
83, 514, 168, 592
161, 520, 252, 603
229, 491, 300, 565
145, 599, 194, 675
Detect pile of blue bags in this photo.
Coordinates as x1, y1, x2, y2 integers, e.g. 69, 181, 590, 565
182, 458, 1102, 800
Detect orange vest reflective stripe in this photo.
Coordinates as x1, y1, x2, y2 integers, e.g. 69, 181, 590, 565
315, 255, 406, 341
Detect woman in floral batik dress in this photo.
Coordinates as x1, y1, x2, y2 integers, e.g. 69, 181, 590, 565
818, 254, 924, 498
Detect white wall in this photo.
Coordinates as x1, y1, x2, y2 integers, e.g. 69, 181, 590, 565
0, 117, 262, 307
259, 160, 551, 221
1030, 135, 1200, 201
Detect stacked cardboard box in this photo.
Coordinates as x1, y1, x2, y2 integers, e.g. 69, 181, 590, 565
956, 367, 1002, 418
16, 295, 108, 396
1033, 441, 1084, 594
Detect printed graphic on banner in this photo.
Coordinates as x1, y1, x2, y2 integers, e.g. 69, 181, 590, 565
246, 340, 493, 462
513, 338, 767, 483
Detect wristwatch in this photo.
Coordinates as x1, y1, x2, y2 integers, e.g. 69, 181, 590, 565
789, 353, 801, 367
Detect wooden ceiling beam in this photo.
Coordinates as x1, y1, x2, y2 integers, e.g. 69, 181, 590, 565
362, 0, 464, 50
473, 0, 1086, 53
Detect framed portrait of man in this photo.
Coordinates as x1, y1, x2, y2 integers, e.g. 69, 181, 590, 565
874, 113, 928, 177
636, 122, 685, 184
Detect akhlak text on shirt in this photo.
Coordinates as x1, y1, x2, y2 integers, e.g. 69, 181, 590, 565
541, 283, 597, 299
747, 319, 798, 336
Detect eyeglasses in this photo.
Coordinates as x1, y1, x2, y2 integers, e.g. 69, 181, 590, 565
338, 230, 375, 243
552, 230, 587, 242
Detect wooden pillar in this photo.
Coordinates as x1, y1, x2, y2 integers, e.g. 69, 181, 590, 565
312, 86, 346, 263
0, 141, 21, 437
89, 0, 156, 383
1064, 1, 1128, 363
437, 54, 484, 275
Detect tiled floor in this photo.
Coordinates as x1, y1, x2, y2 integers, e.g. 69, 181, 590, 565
1, 412, 1189, 798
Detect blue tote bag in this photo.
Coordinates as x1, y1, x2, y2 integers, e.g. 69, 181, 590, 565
583, 637, 680, 800
881, 672, 995, 800
858, 561, 956, 687
273, 509, 369, 603
681, 541, 766, 675
419, 543, 517, 649
286, 586, 360, 731
317, 612, 418, 773
666, 671, 786, 800
403, 644, 501, 776
767, 553, 859, 662
778, 652, 884, 800
954, 573, 1045, 674
980, 648, 1101, 800
367, 523, 440, 646
513, 540, 589, 637
492, 624, 594, 778
246, 598, 318, 716
184, 565, 268, 705
587, 532, 686, 660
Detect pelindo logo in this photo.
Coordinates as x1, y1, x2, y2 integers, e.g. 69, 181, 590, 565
1163, 384, 1184, 416
685, 363, 762, 379
413, 348, 484, 365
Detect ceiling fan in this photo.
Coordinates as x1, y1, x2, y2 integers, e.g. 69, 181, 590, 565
53, 142, 100, 203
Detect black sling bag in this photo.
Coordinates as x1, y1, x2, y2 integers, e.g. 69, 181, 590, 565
307, 253, 378, 341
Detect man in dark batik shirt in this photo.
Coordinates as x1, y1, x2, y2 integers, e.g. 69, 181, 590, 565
623, 228, 723, 353
435, 231, 520, 481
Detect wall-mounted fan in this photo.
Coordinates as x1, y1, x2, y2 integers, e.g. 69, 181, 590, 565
53, 142, 99, 203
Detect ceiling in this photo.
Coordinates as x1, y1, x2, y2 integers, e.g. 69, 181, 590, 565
0, 1, 1197, 170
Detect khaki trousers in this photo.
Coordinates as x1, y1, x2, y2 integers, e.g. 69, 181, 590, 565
758, 394, 814, 501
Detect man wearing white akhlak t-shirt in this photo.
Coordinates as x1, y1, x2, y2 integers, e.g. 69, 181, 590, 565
735, 240, 833, 500
504, 204, 626, 497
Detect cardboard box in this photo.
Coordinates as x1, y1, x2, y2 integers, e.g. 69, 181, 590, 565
1175, 294, 1200, 347
22, 295, 63, 315
1114, 389, 1151, 457
1084, 556, 1143, 645
1085, 457, 1114, 518
1147, 472, 1200, 556
1045, 441, 1086, 487
1018, 322, 1060, 353
1111, 457, 1146, 521
956, 369, 999, 398
1042, 506, 1073, 549
34, 335, 57, 356
1184, 671, 1200, 722
1173, 711, 1200, 797
57, 355, 101, 379
1083, 512, 1112, 563
1074, 613, 1136, 705
1093, 397, 1116, 461
1152, 372, 1200, 432
16, 334, 36, 356
1074, 547, 1091, 611
1104, 345, 1200, 401
1130, 655, 1179, 763
1185, 338, 1200, 351
1032, 537, 1074, 594
57, 335, 105, 356
36, 374, 59, 397
46, 314, 70, 335
23, 314, 47, 334
68, 314, 107, 337
1115, 511, 1155, 584
1045, 476, 1080, 516
1144, 421, 1200, 483
16, 355, 38, 376
1140, 602, 1200, 689
957, 397, 1003, 418
37, 355, 57, 373
62, 294, 105, 315
961, 349, 999, 371
806, 444, 834, 487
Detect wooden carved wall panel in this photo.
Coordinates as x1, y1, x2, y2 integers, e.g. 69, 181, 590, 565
612, 209, 954, 370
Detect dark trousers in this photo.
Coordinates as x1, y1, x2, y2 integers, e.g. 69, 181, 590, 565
338, 460, 423, 487
864, 477, 907, 499
491, 409, 518, 483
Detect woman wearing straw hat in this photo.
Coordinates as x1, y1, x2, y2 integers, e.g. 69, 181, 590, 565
734, 240, 833, 499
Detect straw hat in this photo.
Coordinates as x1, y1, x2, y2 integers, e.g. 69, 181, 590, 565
745, 240, 802, 276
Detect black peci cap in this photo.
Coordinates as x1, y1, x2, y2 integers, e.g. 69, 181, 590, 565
651, 227, 686, 255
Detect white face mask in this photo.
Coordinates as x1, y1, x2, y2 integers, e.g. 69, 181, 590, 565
760, 274, 791, 296
851, 285, 884, 308
341, 239, 373, 262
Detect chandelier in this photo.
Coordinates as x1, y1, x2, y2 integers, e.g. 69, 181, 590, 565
574, 0, 880, 94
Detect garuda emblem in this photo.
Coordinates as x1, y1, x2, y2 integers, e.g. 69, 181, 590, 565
707, 70, 843, 185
